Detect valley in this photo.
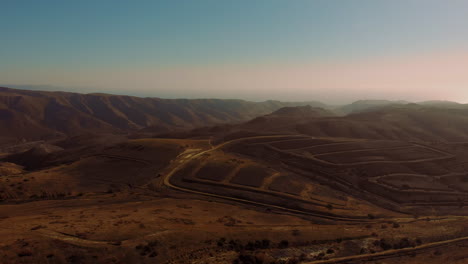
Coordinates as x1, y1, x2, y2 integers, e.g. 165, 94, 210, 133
0, 88, 468, 263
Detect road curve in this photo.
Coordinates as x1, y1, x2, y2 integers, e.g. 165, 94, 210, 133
162, 135, 374, 222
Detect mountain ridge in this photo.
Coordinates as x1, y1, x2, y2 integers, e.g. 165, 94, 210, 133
0, 87, 324, 142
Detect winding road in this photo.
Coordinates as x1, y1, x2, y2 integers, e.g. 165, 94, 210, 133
162, 135, 378, 222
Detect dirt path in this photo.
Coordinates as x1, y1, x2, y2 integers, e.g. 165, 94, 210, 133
313, 145, 417, 157
91, 154, 152, 165
37, 229, 112, 248
221, 164, 243, 184
260, 172, 281, 189
368, 173, 468, 195
291, 148, 453, 167
283, 139, 368, 151
304, 234, 468, 263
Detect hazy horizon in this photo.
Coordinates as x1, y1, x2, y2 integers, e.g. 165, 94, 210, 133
3, 0, 468, 103
1, 84, 464, 106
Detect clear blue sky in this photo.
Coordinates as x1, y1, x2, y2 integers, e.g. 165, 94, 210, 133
2, 0, 468, 103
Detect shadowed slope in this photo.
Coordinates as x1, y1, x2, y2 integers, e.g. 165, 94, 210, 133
0, 87, 325, 142
210, 104, 468, 142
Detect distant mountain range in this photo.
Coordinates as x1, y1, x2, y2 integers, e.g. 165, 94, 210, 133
0, 87, 324, 142
0, 86, 466, 144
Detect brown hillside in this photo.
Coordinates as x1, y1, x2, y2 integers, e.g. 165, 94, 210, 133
210, 104, 468, 143
0, 87, 324, 142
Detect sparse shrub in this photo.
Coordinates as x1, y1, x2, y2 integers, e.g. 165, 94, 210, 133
66, 255, 84, 263
17, 250, 33, 257
291, 229, 301, 236
217, 237, 226, 247
373, 240, 380, 246
148, 240, 158, 247
135, 240, 158, 257
394, 237, 415, 249
261, 239, 271, 249
235, 253, 256, 264
278, 240, 289, 249
228, 239, 244, 251
379, 239, 392, 250
244, 242, 255, 251
245, 240, 270, 251
415, 238, 422, 245
30, 225, 45, 230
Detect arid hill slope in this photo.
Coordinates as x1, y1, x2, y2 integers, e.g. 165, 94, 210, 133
0, 87, 324, 142
298, 104, 468, 141
208, 104, 468, 142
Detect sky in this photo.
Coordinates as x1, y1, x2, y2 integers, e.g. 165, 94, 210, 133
2, 0, 468, 104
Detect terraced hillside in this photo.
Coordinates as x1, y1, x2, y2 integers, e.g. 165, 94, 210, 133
161, 132, 468, 219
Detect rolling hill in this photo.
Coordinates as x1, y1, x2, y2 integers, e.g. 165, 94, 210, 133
0, 87, 325, 143
204, 104, 468, 143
